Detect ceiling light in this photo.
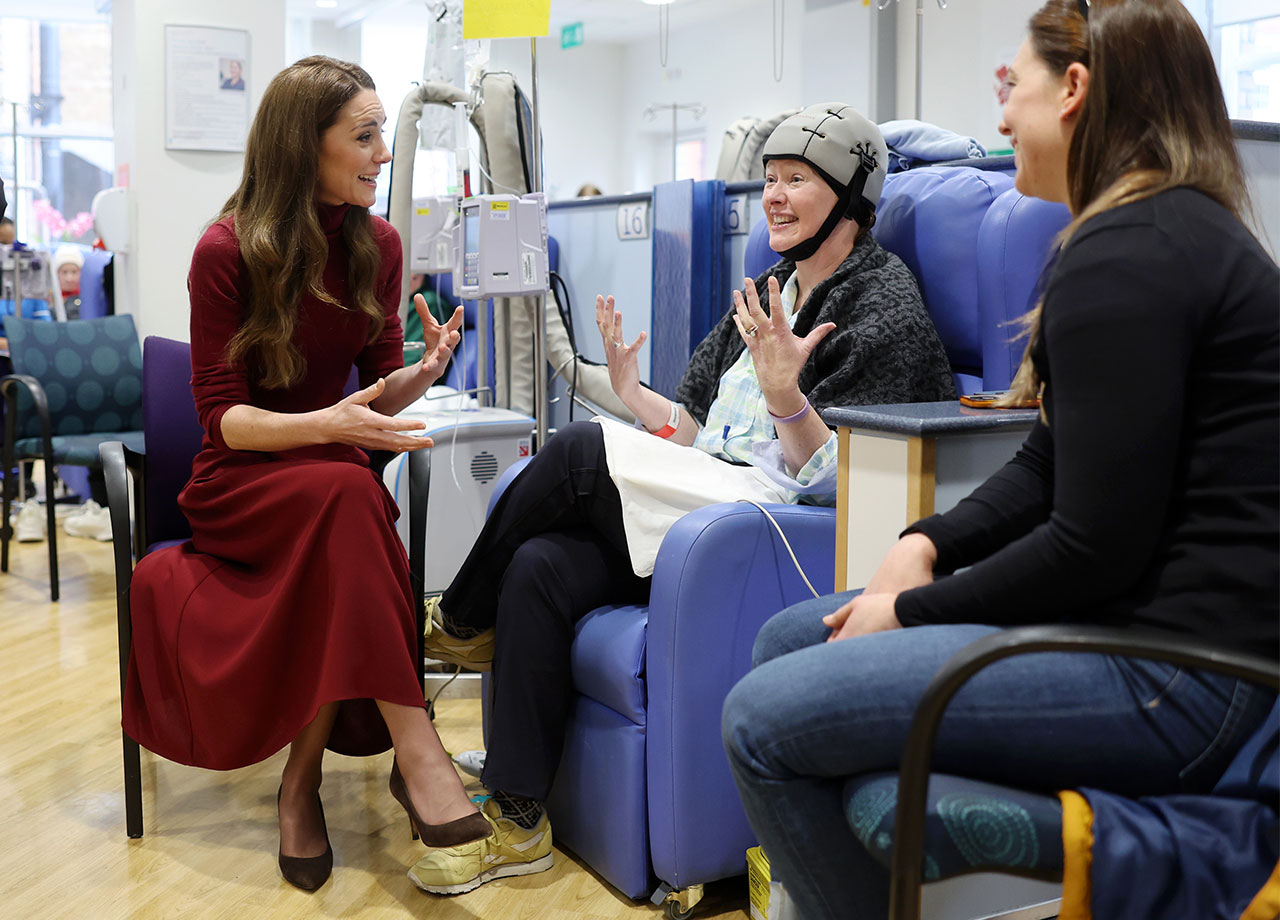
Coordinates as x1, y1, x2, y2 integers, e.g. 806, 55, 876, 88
641, 0, 676, 5
316, 0, 338, 8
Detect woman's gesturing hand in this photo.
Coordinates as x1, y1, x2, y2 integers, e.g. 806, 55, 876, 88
412, 295, 465, 387
324, 378, 433, 452
596, 294, 647, 402
732, 276, 834, 408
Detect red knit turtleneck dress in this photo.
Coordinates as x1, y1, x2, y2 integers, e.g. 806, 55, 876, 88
122, 204, 427, 769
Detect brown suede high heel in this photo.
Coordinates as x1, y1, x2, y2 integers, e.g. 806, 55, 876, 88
389, 759, 493, 847
277, 785, 334, 891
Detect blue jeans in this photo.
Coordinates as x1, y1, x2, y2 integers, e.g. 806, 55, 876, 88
721, 592, 1275, 920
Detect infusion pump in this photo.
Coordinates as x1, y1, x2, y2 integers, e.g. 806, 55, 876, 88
409, 195, 457, 274
410, 192, 549, 299
452, 192, 549, 299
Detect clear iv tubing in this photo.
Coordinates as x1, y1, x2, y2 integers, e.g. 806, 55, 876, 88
453, 100, 469, 198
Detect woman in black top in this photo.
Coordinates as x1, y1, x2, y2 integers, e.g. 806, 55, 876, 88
722, 2, 1279, 918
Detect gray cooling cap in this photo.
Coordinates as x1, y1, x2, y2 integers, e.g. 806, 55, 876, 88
761, 102, 888, 209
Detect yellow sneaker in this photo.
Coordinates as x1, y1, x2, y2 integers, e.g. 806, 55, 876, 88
408, 798, 553, 895
423, 596, 495, 672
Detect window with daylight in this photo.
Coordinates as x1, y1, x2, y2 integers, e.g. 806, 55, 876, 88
1184, 0, 1280, 122
0, 14, 114, 247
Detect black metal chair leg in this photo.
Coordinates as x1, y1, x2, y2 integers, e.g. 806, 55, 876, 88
103, 441, 143, 838
44, 452, 59, 602
407, 448, 431, 695
123, 731, 143, 838
1, 395, 13, 575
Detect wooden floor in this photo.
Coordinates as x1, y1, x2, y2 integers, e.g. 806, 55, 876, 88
0, 534, 749, 919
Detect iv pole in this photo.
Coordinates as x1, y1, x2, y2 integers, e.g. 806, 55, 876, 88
529, 36, 548, 450
878, 0, 948, 120
644, 102, 705, 182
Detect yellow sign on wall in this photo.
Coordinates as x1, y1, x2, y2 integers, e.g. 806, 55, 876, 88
463, 0, 551, 39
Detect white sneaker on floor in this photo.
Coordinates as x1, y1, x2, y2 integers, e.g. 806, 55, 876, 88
452, 750, 486, 778
61, 499, 101, 528
64, 502, 114, 541
15, 503, 46, 542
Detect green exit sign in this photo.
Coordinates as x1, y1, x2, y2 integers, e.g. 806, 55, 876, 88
561, 21, 584, 49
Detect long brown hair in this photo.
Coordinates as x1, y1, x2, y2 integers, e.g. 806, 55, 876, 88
221, 55, 386, 389
1002, 0, 1250, 406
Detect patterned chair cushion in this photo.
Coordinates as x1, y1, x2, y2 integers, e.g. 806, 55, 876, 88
6, 315, 144, 444
843, 772, 1064, 882
13, 431, 145, 466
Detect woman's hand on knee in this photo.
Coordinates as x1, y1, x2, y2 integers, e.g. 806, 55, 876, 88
823, 593, 902, 642
864, 533, 938, 596
323, 378, 432, 452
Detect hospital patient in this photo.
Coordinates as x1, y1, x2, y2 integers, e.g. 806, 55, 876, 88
409, 104, 956, 894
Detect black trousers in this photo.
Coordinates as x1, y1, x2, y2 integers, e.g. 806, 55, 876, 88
442, 421, 649, 800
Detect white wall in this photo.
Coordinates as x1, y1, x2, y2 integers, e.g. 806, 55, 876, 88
486, 0, 886, 198
487, 37, 628, 200
802, 0, 878, 120
619, 0, 807, 192
494, 0, 1034, 197
111, 0, 286, 342
897, 0, 1034, 151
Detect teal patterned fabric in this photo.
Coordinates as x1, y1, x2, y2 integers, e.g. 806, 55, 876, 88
843, 772, 1063, 881
5, 314, 144, 467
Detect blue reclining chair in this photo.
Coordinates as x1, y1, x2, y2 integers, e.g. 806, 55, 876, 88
486, 168, 1071, 918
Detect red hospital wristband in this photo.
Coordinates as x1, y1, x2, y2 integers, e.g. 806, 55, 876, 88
653, 400, 681, 439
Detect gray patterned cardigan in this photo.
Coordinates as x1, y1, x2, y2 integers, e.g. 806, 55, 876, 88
675, 231, 957, 426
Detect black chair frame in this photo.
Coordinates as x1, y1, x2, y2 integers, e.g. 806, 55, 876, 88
2, 374, 62, 600
889, 624, 1280, 920
101, 439, 432, 838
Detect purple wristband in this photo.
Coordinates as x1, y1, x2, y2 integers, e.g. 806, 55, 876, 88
768, 400, 811, 424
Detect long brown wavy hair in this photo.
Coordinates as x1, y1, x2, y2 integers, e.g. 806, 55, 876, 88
221, 56, 386, 389
1001, 0, 1250, 406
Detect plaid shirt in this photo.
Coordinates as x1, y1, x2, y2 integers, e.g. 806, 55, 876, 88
687, 274, 838, 503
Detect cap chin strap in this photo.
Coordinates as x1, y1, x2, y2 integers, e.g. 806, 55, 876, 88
773, 162, 875, 262
775, 198, 847, 262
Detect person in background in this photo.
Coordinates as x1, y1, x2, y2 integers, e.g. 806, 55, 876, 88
409, 104, 956, 897
53, 246, 83, 320
120, 55, 488, 895
575, 183, 603, 197
0, 217, 15, 246
721, 2, 1278, 918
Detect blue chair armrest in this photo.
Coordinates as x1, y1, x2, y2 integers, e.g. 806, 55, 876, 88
646, 501, 837, 888
487, 455, 531, 516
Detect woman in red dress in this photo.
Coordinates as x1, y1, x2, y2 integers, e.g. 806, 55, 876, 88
123, 56, 490, 891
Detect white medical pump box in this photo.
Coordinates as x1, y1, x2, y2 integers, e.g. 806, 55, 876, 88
382, 403, 534, 594
409, 195, 457, 274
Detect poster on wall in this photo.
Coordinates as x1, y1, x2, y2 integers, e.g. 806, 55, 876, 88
164, 25, 251, 152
